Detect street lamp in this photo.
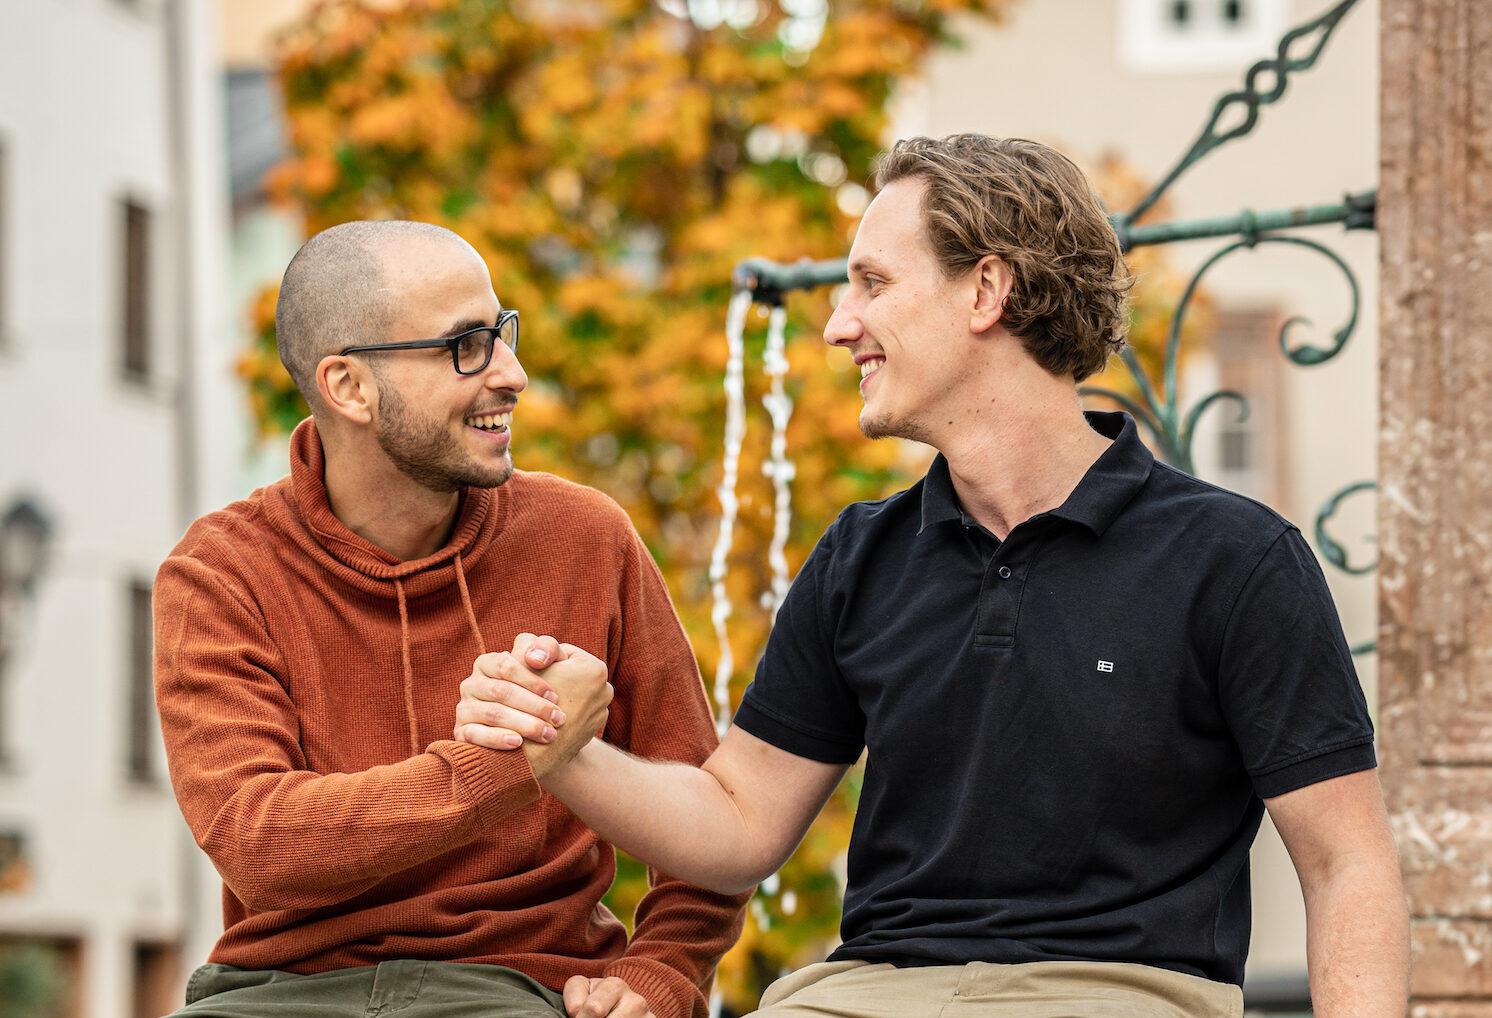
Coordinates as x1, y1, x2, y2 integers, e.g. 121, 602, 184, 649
0, 499, 53, 600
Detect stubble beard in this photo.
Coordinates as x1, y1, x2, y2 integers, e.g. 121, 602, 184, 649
859, 397, 934, 445
375, 381, 514, 492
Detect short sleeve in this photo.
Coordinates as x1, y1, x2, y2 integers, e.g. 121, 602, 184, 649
1216, 527, 1376, 799
733, 525, 865, 764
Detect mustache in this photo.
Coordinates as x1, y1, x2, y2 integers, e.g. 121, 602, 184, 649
465, 398, 518, 416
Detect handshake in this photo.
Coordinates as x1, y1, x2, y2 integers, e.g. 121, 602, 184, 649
453, 634, 612, 779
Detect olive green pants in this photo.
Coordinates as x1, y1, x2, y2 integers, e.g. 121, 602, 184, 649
169, 961, 567, 1018
746, 959, 1244, 1018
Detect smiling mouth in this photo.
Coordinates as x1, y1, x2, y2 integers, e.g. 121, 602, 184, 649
859, 357, 885, 386
464, 411, 511, 433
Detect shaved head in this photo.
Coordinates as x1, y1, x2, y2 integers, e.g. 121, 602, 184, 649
274, 220, 478, 409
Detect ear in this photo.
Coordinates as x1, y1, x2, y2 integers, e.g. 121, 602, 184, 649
970, 254, 1014, 336
316, 354, 376, 426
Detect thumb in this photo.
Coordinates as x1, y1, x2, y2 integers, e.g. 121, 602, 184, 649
562, 975, 591, 1014
520, 633, 564, 669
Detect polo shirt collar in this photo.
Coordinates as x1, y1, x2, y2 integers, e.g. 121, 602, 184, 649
918, 411, 1154, 537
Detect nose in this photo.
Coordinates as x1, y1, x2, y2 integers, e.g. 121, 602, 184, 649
823, 293, 863, 349
483, 341, 528, 394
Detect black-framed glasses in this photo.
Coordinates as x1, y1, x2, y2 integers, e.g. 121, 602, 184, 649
340, 309, 519, 376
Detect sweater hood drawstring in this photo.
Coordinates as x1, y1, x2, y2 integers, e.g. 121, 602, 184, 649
395, 556, 486, 757
394, 578, 420, 756
453, 552, 487, 657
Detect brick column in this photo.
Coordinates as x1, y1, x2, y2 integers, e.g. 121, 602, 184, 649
1379, 0, 1492, 1012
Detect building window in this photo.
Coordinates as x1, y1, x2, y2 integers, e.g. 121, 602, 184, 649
127, 580, 158, 784
1120, 0, 1284, 73
1219, 424, 1252, 472
121, 199, 151, 383
0, 139, 8, 347
132, 941, 181, 1018
1200, 306, 1291, 508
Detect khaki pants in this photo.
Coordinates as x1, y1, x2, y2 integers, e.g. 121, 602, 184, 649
747, 959, 1244, 1018
167, 961, 566, 1017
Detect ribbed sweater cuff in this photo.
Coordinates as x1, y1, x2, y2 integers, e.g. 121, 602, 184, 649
433, 739, 542, 825
603, 956, 705, 1018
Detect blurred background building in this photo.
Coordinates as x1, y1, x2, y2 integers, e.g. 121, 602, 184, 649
0, 0, 1377, 1014
0, 1, 237, 1016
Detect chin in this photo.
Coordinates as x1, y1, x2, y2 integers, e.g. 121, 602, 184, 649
859, 403, 901, 441
466, 453, 515, 489
860, 405, 931, 444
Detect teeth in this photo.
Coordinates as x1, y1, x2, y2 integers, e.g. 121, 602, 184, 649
465, 412, 512, 431
860, 358, 884, 378
498, 413, 511, 429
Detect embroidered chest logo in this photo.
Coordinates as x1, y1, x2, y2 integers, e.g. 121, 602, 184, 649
1096, 660, 1115, 673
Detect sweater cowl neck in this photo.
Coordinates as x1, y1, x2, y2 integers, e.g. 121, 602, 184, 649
268, 417, 508, 599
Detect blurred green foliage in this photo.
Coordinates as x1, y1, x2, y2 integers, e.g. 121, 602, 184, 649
0, 942, 64, 1018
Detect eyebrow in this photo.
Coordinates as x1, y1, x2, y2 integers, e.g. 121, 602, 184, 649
849, 258, 889, 278
438, 317, 496, 338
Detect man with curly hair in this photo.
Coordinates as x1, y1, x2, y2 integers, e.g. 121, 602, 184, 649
462, 135, 1408, 1017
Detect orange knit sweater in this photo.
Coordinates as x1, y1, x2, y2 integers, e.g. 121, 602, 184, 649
153, 419, 748, 1018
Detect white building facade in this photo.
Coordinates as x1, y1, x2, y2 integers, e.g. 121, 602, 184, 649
0, 1, 237, 1014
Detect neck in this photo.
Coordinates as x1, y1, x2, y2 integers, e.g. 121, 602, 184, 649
933, 383, 1112, 541
320, 426, 462, 562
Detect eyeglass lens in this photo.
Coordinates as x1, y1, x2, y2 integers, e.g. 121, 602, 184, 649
454, 317, 518, 374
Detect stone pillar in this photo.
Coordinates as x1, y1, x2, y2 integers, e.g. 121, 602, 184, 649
1379, 0, 1492, 1012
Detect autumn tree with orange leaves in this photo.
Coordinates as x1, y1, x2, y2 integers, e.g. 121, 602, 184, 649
240, 0, 1204, 1007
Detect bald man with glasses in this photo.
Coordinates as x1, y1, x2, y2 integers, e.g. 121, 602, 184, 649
153, 221, 748, 1018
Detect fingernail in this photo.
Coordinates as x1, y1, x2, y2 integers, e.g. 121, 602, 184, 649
542, 726, 556, 742
544, 690, 559, 703
504, 734, 521, 748
527, 649, 548, 665
551, 709, 566, 725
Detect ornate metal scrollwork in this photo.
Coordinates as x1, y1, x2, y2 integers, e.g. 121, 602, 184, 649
1079, 230, 1364, 473
1120, 0, 1363, 226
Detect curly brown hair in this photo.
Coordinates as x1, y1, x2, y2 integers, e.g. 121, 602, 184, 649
875, 135, 1132, 382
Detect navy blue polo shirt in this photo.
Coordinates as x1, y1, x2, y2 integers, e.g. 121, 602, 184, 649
734, 411, 1375, 986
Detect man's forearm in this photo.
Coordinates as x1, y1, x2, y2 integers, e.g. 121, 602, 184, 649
541, 741, 769, 894
1302, 857, 1409, 1017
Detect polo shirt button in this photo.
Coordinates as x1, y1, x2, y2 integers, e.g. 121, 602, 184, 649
998, 566, 1012, 579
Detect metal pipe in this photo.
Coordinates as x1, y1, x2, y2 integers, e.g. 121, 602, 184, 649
729, 189, 1377, 302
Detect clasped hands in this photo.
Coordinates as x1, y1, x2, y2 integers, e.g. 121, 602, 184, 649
454, 636, 653, 1018
454, 633, 610, 779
